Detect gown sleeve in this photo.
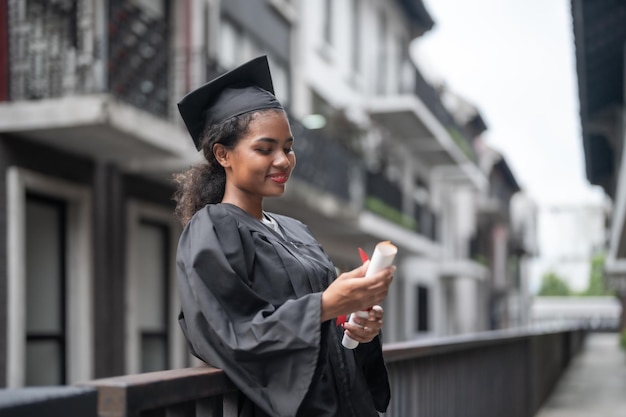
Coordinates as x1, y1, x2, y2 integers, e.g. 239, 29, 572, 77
176, 207, 322, 417
355, 335, 391, 412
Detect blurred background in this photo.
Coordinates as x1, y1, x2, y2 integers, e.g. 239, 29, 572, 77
0, 0, 624, 415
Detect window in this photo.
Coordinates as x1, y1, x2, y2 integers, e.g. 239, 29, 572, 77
267, 56, 290, 106
351, 0, 361, 74
415, 285, 429, 332
218, 20, 240, 69
217, 19, 290, 105
376, 12, 388, 95
125, 201, 186, 373
323, 0, 333, 45
137, 220, 170, 372
7, 168, 93, 387
25, 194, 67, 385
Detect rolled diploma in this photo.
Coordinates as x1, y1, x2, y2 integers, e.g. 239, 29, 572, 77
342, 241, 397, 349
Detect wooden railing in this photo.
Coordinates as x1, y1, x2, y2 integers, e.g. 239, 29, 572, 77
0, 325, 585, 417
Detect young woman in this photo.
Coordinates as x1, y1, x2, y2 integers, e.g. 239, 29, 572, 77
174, 56, 394, 417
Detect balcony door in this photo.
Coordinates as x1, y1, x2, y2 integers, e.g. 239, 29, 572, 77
126, 201, 186, 374
137, 219, 170, 372
25, 194, 67, 385
6, 168, 93, 387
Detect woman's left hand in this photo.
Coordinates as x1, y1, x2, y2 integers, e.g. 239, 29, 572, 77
342, 305, 384, 344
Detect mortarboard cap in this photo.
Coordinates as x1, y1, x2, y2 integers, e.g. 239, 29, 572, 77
177, 55, 284, 150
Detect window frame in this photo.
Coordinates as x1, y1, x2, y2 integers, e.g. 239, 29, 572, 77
125, 200, 186, 374
6, 167, 93, 387
24, 193, 68, 385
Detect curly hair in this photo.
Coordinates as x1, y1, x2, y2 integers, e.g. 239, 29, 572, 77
173, 109, 283, 226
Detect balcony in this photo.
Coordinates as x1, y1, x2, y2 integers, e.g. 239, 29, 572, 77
367, 67, 486, 189
0, 326, 588, 417
263, 116, 441, 261
365, 170, 413, 230
0, 0, 194, 166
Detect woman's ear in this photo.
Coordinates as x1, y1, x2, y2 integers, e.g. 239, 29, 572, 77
213, 144, 230, 168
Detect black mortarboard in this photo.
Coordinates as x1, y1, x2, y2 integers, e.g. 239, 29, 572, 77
177, 55, 284, 150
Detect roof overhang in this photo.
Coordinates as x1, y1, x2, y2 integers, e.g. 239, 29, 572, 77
394, 0, 435, 37
0, 94, 201, 175
571, 0, 626, 197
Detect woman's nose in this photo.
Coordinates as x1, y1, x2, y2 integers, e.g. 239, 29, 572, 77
274, 151, 292, 168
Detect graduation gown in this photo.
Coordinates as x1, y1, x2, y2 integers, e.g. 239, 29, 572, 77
176, 203, 390, 417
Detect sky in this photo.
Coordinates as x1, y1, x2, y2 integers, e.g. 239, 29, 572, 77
412, 0, 608, 292
412, 0, 605, 208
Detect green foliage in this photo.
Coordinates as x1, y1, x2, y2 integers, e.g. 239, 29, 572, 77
537, 272, 571, 296
581, 253, 612, 296
473, 254, 488, 267
447, 127, 475, 161
365, 196, 416, 231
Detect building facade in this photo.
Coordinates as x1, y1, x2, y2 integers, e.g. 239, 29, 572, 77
0, 0, 534, 387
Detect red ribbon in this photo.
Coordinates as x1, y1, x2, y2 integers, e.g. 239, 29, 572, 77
336, 247, 370, 326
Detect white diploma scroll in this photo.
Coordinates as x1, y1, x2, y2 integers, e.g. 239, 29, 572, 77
342, 241, 397, 349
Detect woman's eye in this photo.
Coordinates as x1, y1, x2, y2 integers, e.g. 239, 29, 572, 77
256, 148, 272, 154
284, 148, 293, 154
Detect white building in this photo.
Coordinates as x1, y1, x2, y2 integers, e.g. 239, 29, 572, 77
0, 0, 537, 386
285, 0, 536, 339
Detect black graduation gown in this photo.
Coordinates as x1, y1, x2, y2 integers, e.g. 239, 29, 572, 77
176, 203, 390, 417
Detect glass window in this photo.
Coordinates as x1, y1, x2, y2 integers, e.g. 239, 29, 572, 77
415, 285, 429, 332
219, 19, 240, 68
25, 195, 66, 386
267, 56, 290, 106
376, 12, 387, 94
217, 20, 290, 105
351, 0, 361, 74
323, 0, 333, 45
137, 220, 170, 372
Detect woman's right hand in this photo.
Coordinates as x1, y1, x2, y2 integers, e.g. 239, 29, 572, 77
320, 262, 395, 323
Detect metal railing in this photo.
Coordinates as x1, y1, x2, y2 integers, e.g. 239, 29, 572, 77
289, 116, 355, 202
382, 326, 585, 417
0, 326, 585, 417
413, 67, 477, 162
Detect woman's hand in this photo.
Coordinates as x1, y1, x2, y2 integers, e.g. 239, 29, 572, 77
341, 305, 385, 344
320, 262, 395, 322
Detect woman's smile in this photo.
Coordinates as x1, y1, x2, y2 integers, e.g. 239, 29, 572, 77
267, 172, 289, 184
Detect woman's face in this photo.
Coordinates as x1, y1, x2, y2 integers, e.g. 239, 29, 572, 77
218, 110, 296, 202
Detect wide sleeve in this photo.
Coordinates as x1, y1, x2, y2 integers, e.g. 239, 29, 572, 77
354, 335, 391, 412
176, 207, 322, 417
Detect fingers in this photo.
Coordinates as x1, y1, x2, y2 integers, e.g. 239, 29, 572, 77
370, 305, 384, 320
347, 260, 370, 278
359, 268, 395, 305
322, 264, 395, 322
343, 309, 384, 343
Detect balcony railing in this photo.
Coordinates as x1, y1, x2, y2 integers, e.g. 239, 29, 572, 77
365, 170, 415, 229
289, 117, 354, 202
108, 0, 170, 117
6, 0, 171, 118
0, 325, 585, 417
413, 68, 477, 162
7, 0, 102, 100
